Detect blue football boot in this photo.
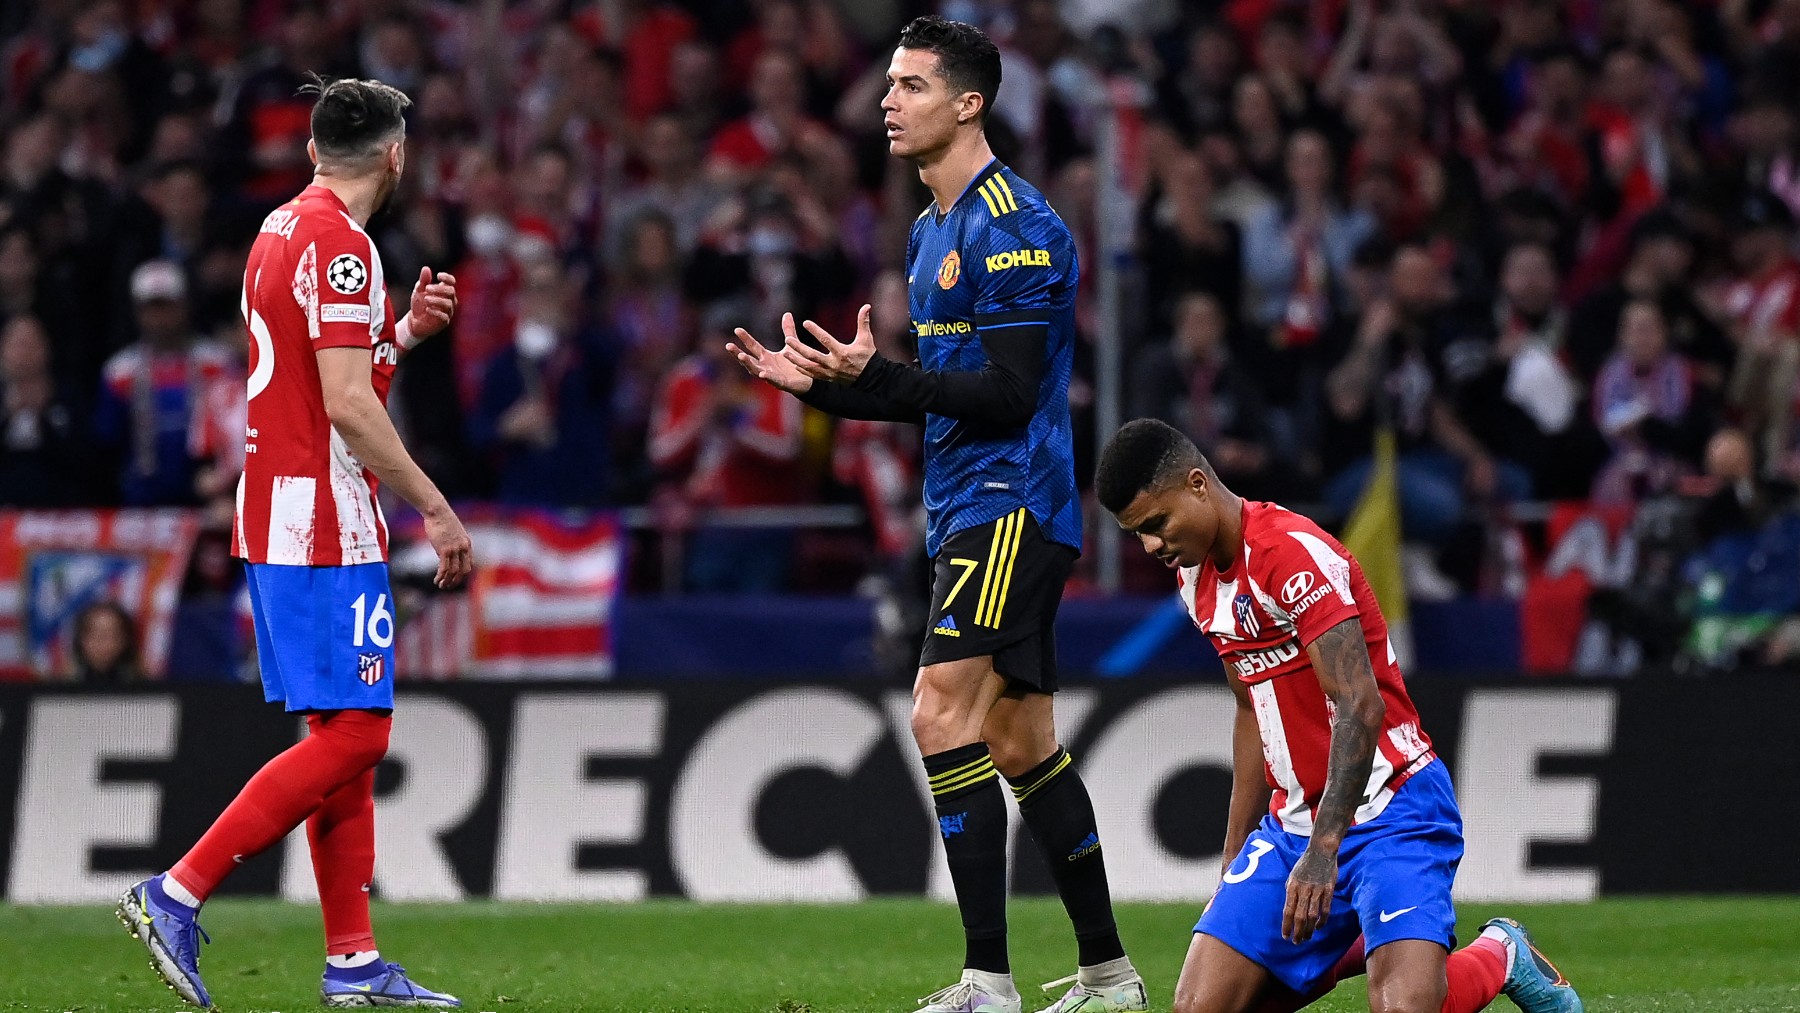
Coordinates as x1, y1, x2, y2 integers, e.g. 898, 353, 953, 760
322, 960, 462, 1007
1484, 917, 1585, 1013
116, 875, 213, 1010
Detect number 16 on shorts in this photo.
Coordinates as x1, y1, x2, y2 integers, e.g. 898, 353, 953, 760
350, 592, 394, 649
245, 561, 398, 711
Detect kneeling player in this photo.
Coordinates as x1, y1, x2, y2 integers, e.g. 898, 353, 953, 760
1096, 420, 1583, 1013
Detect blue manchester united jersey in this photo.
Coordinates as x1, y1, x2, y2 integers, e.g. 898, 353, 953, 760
907, 160, 1081, 558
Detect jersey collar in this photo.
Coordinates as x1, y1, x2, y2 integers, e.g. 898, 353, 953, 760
300, 183, 350, 215
936, 157, 1005, 223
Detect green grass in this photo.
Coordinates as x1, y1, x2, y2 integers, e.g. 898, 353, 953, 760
3, 897, 1798, 1012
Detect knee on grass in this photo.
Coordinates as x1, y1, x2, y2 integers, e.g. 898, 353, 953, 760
1368, 981, 1447, 1013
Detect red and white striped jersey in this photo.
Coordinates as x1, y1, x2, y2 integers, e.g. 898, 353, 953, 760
1177, 500, 1434, 836
233, 185, 398, 567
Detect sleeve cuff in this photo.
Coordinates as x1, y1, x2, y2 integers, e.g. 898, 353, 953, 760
975, 308, 1053, 327
852, 353, 903, 393
1296, 607, 1364, 648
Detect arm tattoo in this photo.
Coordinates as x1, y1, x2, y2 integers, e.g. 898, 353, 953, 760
1308, 618, 1382, 848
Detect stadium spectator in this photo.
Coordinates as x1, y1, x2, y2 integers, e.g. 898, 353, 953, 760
1, 113, 115, 375
1251, 12, 1330, 131
95, 260, 233, 506
1683, 427, 1800, 672
789, 132, 883, 289
706, 50, 827, 183
1155, 20, 1239, 137
0, 314, 98, 506
216, 3, 345, 210
1138, 147, 1242, 337
354, 15, 429, 100
0, 226, 88, 371
1240, 129, 1375, 354
1591, 300, 1714, 504
605, 209, 690, 495
1196, 125, 1278, 231
1486, 241, 1597, 499
186, 331, 248, 530
1727, 95, 1800, 222
0, 0, 1796, 630
512, 141, 601, 273
1569, 209, 1734, 389
63, 600, 143, 684
665, 38, 725, 138
1718, 191, 1800, 475
468, 259, 615, 507
608, 113, 730, 260
565, 0, 697, 125
1322, 245, 1530, 546
649, 302, 805, 593
1493, 45, 1593, 209
1232, 74, 1289, 192
683, 189, 856, 343
1586, 44, 1685, 223
1130, 290, 1285, 501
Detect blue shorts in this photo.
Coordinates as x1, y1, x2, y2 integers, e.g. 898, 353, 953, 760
246, 562, 397, 712
1194, 759, 1463, 995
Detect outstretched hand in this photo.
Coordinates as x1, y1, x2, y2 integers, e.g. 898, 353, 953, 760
728, 314, 814, 394
783, 303, 876, 384
408, 266, 458, 340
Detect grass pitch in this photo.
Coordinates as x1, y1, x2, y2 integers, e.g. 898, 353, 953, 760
2, 897, 1797, 1012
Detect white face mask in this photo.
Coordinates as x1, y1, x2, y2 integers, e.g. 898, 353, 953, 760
515, 319, 557, 360
466, 214, 512, 257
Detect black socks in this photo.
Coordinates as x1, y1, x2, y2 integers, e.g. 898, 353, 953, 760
924, 742, 1011, 974
1009, 747, 1126, 967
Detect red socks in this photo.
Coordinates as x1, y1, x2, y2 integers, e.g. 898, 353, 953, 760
170, 710, 390, 907
308, 759, 378, 954
1441, 936, 1508, 1013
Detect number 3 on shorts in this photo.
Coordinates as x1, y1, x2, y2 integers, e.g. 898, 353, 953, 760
1222, 838, 1275, 884
351, 592, 394, 649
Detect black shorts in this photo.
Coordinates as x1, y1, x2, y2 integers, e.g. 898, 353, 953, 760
918, 508, 1077, 692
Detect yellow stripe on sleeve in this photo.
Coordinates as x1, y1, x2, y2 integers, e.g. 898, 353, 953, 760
993, 174, 1020, 213
975, 182, 1002, 217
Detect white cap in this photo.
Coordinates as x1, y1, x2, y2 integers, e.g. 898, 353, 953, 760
131, 260, 186, 303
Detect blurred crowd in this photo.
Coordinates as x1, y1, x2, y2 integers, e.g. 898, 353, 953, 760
1, 0, 1800, 667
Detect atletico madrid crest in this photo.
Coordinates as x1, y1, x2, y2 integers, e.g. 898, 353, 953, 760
1233, 593, 1260, 638
357, 651, 386, 686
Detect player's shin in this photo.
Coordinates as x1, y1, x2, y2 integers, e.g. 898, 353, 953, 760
309, 760, 377, 956
1440, 935, 1508, 1013
171, 710, 391, 900
1007, 747, 1128, 973
924, 742, 1011, 975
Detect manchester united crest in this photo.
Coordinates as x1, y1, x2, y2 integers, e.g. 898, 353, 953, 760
937, 250, 961, 289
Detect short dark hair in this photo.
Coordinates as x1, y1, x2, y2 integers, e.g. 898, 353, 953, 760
302, 74, 411, 163
1096, 419, 1210, 515
897, 15, 1002, 123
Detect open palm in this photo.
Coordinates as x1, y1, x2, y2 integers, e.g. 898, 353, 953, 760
728, 314, 815, 394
